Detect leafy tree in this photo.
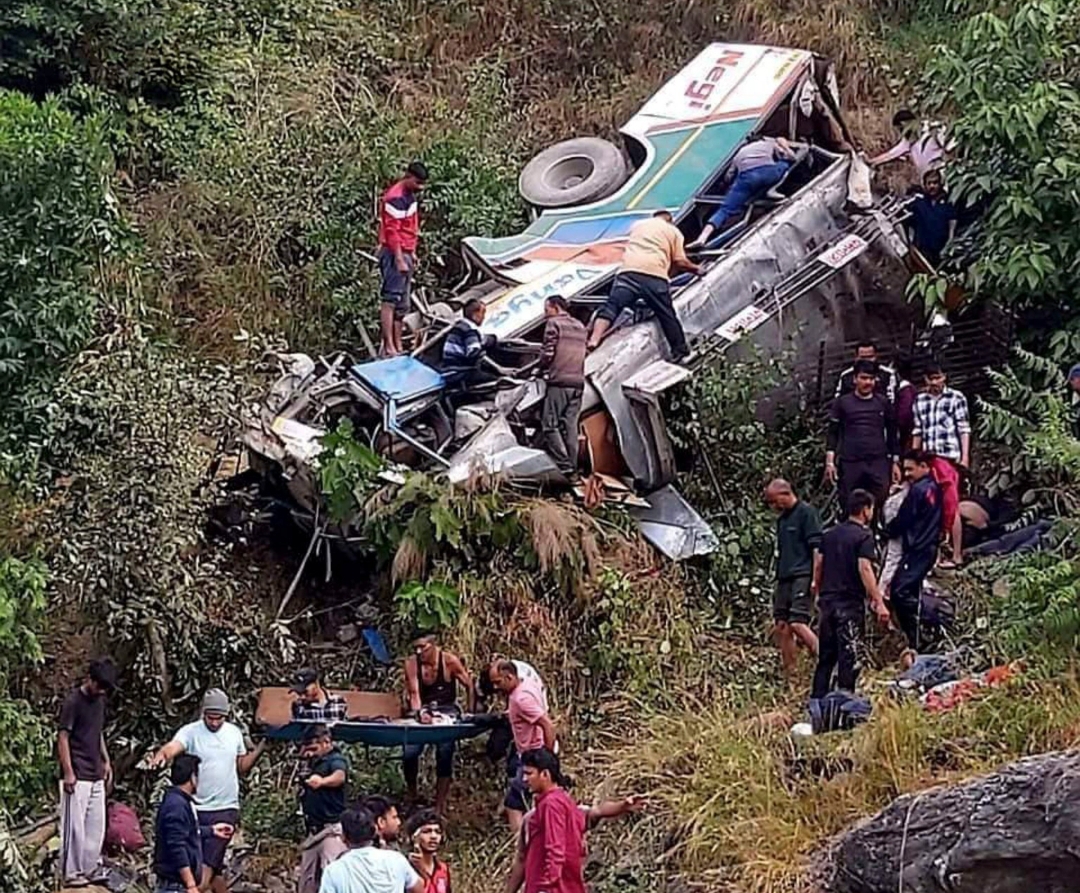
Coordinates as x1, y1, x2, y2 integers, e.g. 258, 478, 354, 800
0, 90, 127, 483
922, 0, 1080, 315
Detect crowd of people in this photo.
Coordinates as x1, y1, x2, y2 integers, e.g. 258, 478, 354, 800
767, 341, 975, 701
57, 636, 642, 893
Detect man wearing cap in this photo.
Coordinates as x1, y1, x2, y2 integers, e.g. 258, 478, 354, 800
291, 668, 348, 724
298, 725, 349, 893
150, 689, 267, 893
378, 161, 429, 357
58, 657, 117, 887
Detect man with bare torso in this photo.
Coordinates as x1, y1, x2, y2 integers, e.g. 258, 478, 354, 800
402, 632, 474, 815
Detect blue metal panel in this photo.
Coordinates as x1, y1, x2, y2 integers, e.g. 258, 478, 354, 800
349, 356, 445, 401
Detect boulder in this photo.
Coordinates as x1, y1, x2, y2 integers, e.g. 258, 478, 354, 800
825, 750, 1080, 893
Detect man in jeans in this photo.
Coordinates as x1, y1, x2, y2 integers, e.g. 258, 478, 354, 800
811, 490, 890, 698
689, 136, 798, 245
887, 450, 943, 649
153, 754, 203, 893
764, 479, 821, 675
492, 661, 557, 833
298, 725, 349, 893
587, 210, 701, 362
912, 363, 971, 567
58, 657, 117, 887
538, 295, 587, 478
378, 161, 429, 357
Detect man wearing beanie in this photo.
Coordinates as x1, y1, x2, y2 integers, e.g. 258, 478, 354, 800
150, 689, 267, 893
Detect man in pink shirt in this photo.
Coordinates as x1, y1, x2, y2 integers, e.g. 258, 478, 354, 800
520, 748, 586, 893
493, 661, 556, 832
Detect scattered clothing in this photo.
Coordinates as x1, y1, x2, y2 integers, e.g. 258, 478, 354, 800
318, 845, 421, 893
523, 786, 587, 893
153, 786, 202, 888
171, 721, 247, 812
912, 388, 970, 462
966, 520, 1053, 557
808, 690, 872, 733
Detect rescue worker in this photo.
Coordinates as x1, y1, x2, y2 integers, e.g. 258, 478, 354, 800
538, 295, 587, 478
378, 162, 429, 357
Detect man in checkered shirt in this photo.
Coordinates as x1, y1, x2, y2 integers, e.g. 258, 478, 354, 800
291, 668, 348, 723
912, 363, 970, 567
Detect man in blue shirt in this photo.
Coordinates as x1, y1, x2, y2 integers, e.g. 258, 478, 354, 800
908, 169, 957, 266
441, 299, 497, 388
887, 450, 944, 650
154, 754, 230, 893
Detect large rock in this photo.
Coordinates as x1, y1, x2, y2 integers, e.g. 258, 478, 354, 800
825, 750, 1080, 893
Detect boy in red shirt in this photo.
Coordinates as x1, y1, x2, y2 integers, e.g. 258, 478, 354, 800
377, 161, 429, 356
406, 809, 452, 893
520, 748, 585, 893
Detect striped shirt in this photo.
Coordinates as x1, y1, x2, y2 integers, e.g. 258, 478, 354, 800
912, 388, 970, 461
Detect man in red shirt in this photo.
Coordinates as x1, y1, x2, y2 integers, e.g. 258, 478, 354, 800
520, 748, 586, 893
377, 161, 429, 357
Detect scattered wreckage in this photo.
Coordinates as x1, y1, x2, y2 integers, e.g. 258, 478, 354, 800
235, 42, 920, 562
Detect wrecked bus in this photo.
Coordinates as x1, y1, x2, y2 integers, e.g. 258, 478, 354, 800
236, 43, 915, 560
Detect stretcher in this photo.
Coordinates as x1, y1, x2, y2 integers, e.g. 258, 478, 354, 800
256, 687, 496, 747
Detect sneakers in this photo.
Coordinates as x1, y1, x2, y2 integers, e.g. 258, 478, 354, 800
673, 349, 698, 366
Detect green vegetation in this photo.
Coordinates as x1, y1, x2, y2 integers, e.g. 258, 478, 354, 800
1, 0, 1079, 891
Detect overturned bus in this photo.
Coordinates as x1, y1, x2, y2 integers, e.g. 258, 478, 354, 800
236, 43, 915, 560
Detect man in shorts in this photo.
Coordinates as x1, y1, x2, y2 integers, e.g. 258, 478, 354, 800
764, 479, 821, 674
377, 161, 429, 357
149, 690, 267, 893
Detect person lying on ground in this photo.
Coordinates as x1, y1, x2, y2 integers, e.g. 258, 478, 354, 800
378, 161, 429, 357
291, 667, 348, 723
441, 298, 499, 388
586, 210, 701, 363
688, 136, 799, 247
538, 295, 587, 479
318, 807, 424, 893
825, 359, 900, 511
405, 810, 452, 893
491, 661, 557, 833
402, 632, 474, 815
505, 790, 646, 893
298, 725, 350, 893
887, 450, 943, 651
148, 689, 267, 893
811, 490, 890, 700
764, 479, 821, 675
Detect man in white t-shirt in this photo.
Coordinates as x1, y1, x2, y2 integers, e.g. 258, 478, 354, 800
319, 806, 424, 893
149, 689, 267, 893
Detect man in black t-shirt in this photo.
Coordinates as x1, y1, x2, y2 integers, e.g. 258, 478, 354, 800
811, 491, 891, 699
298, 724, 349, 893
825, 359, 899, 511
58, 658, 116, 887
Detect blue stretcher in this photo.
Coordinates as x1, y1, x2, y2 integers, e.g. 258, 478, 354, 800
261, 718, 495, 747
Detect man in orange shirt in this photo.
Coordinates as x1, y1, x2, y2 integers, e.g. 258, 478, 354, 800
586, 210, 701, 362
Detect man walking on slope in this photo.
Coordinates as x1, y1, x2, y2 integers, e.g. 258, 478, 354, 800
587, 210, 701, 362
378, 161, 429, 357
765, 479, 821, 674
58, 658, 117, 888
812, 490, 890, 699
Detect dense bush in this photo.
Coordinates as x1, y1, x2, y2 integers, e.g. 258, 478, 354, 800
0, 90, 127, 483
